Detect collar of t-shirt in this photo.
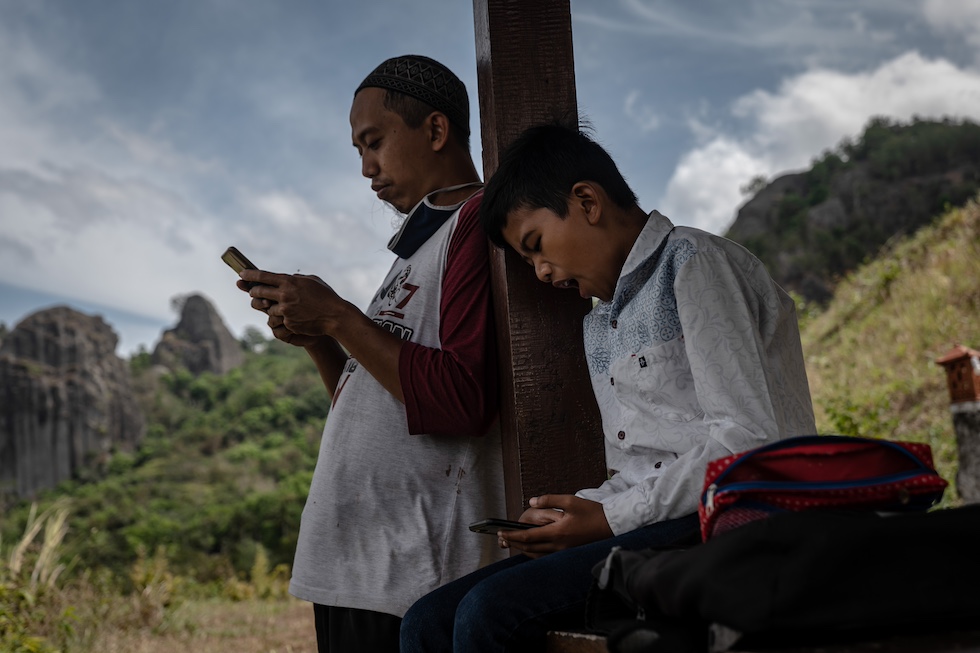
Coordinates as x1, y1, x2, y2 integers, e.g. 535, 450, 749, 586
387, 182, 483, 259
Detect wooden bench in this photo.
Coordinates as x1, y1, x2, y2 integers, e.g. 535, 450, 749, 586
547, 631, 608, 653
546, 628, 980, 653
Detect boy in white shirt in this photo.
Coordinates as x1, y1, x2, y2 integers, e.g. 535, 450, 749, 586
400, 123, 815, 653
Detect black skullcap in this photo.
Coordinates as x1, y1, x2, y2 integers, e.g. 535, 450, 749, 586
355, 54, 470, 136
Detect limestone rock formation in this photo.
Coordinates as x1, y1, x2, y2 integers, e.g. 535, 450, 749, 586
152, 294, 244, 375
0, 306, 145, 498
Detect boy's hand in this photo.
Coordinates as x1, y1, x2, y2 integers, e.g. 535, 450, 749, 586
498, 495, 613, 559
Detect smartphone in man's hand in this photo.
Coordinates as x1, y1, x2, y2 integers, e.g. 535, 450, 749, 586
221, 246, 258, 274
222, 246, 263, 289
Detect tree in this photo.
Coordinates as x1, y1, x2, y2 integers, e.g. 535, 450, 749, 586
169, 294, 191, 315
740, 175, 767, 197
241, 326, 268, 353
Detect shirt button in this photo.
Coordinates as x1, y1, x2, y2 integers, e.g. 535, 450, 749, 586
617, 431, 626, 440
610, 319, 618, 328
655, 461, 662, 469
610, 377, 615, 386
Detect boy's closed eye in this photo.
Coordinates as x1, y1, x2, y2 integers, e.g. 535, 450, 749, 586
519, 232, 541, 256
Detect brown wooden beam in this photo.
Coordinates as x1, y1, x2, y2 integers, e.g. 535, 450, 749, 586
473, 0, 607, 520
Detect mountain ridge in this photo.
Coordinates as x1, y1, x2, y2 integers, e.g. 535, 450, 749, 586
726, 117, 980, 302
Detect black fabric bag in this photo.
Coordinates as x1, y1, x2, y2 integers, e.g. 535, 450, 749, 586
590, 505, 980, 652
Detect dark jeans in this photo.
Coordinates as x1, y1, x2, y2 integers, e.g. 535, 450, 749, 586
313, 604, 401, 653
400, 514, 699, 653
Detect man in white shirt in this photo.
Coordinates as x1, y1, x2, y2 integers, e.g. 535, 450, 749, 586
239, 55, 505, 653
400, 123, 816, 653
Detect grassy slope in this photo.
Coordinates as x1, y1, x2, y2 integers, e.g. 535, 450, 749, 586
801, 196, 980, 502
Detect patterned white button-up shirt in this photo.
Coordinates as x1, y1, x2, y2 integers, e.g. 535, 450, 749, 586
576, 211, 816, 535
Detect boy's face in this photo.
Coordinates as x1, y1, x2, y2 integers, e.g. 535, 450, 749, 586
350, 87, 435, 214
501, 200, 621, 302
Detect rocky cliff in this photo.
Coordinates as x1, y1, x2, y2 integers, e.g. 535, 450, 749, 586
725, 118, 980, 302
0, 306, 144, 498
152, 294, 244, 375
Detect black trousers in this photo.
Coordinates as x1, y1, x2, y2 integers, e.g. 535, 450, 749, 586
313, 604, 401, 653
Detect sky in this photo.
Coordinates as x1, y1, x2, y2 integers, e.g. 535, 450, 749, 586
2, 0, 980, 356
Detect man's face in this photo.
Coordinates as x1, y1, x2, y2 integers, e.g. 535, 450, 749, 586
350, 87, 434, 214
501, 201, 620, 302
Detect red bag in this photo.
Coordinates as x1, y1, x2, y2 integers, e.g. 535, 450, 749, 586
699, 435, 948, 541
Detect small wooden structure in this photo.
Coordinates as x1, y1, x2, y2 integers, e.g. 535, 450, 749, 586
936, 344, 980, 503
936, 344, 980, 405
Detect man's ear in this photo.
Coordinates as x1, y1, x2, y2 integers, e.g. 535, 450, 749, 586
427, 112, 452, 152
571, 181, 601, 225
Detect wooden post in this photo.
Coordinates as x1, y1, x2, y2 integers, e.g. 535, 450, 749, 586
472, 0, 606, 520
936, 344, 980, 504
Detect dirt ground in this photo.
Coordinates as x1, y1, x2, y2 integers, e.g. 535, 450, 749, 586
94, 597, 317, 653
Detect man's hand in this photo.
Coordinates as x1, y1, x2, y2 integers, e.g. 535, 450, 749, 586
497, 495, 613, 559
239, 268, 405, 401
240, 270, 352, 338
265, 313, 322, 348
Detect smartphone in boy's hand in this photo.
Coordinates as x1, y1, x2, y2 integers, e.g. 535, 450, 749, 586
469, 518, 540, 535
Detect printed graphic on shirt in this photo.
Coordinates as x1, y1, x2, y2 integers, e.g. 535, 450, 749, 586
374, 265, 421, 321
331, 261, 418, 406
332, 357, 358, 405
372, 266, 406, 305
372, 318, 415, 341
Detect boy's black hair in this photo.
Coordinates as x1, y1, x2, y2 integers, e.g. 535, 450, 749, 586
480, 123, 638, 247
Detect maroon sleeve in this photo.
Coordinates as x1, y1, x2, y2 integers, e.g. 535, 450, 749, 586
399, 192, 499, 437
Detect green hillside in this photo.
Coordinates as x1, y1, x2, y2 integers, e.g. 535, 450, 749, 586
3, 337, 327, 581
1, 336, 332, 651
801, 195, 980, 501
727, 117, 980, 303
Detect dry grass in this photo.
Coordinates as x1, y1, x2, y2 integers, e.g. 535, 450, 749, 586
91, 597, 317, 653
2, 504, 315, 653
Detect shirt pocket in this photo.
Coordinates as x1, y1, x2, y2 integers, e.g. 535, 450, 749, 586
626, 338, 704, 423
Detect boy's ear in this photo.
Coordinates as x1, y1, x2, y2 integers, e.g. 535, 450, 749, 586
571, 181, 601, 225
427, 112, 451, 152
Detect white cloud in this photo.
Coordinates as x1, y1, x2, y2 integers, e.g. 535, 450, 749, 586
624, 90, 660, 132
104, 122, 224, 178
661, 51, 980, 234
578, 0, 916, 57
923, 0, 980, 59
238, 189, 395, 296
661, 138, 768, 233
0, 11, 372, 350
0, 22, 100, 172
0, 165, 218, 316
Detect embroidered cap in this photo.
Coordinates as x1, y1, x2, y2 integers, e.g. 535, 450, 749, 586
355, 55, 470, 136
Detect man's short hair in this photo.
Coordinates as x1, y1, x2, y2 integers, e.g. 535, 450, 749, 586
480, 123, 638, 247
356, 54, 471, 151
